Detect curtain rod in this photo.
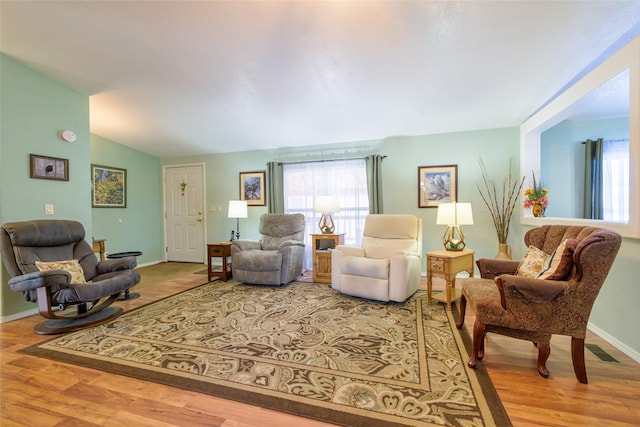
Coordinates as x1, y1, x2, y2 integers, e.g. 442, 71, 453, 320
580, 138, 629, 144
272, 155, 387, 166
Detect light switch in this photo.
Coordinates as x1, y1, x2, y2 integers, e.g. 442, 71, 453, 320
209, 206, 215, 212
45, 204, 54, 215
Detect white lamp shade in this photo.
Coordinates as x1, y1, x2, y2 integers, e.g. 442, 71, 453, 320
314, 196, 340, 213
436, 202, 473, 225
227, 200, 248, 218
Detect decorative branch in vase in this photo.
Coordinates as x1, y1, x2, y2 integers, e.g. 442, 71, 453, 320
477, 159, 525, 259
523, 171, 549, 217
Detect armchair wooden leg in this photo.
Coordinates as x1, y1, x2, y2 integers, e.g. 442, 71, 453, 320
571, 337, 588, 384
537, 343, 551, 378
456, 294, 467, 329
468, 319, 486, 369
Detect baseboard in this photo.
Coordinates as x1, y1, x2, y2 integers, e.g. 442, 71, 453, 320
1, 307, 39, 324
588, 321, 640, 363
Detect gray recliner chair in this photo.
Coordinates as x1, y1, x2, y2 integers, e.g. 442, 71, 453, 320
231, 213, 305, 285
1, 220, 141, 334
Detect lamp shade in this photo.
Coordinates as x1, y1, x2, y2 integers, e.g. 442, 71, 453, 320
436, 202, 473, 225
314, 196, 340, 213
227, 200, 248, 219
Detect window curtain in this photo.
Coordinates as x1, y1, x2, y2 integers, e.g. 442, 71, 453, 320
365, 155, 384, 214
602, 138, 629, 222
266, 161, 284, 213
583, 138, 604, 219
283, 159, 369, 271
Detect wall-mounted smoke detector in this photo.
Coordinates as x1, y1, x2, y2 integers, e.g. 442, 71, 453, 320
58, 130, 76, 142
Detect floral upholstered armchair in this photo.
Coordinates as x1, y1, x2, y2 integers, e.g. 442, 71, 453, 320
457, 225, 622, 383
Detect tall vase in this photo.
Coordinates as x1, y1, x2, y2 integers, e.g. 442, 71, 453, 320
495, 243, 512, 260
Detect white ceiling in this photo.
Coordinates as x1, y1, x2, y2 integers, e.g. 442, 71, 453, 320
2, 1, 639, 158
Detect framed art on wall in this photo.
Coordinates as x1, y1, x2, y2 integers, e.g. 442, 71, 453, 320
418, 164, 458, 208
30, 154, 69, 181
239, 170, 266, 206
92, 164, 127, 208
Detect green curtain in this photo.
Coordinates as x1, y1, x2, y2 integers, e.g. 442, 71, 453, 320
365, 155, 385, 214
266, 161, 284, 213
583, 138, 604, 219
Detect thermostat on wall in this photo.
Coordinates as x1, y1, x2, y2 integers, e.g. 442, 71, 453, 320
59, 130, 76, 142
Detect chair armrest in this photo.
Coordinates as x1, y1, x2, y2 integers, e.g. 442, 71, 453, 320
334, 245, 365, 257
476, 258, 520, 279
96, 257, 137, 274
231, 240, 261, 252
7, 270, 70, 292
495, 274, 568, 309
278, 239, 305, 250
390, 249, 420, 258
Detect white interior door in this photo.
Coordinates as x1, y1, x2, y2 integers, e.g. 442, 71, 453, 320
164, 165, 205, 263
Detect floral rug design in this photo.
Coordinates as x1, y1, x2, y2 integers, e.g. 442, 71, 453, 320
22, 280, 510, 427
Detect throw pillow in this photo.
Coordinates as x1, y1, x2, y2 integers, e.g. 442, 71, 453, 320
35, 259, 87, 284
537, 238, 580, 280
516, 246, 551, 278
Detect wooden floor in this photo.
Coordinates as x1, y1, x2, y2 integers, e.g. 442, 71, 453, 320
2, 265, 639, 426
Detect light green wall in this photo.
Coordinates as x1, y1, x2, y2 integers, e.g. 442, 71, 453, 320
1, 53, 91, 317
90, 134, 163, 265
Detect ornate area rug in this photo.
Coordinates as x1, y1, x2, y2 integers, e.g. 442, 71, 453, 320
21, 280, 511, 427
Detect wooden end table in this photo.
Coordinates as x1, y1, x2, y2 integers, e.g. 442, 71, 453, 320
426, 249, 475, 310
207, 242, 232, 282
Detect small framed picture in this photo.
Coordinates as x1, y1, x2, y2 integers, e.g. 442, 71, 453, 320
239, 171, 266, 206
30, 154, 69, 181
418, 165, 458, 208
92, 164, 127, 208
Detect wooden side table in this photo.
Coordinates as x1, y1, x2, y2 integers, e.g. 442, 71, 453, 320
92, 238, 106, 261
311, 233, 345, 284
207, 242, 232, 282
427, 249, 475, 310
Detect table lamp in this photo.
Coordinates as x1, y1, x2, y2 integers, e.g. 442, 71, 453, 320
436, 202, 473, 251
314, 196, 339, 234
228, 200, 248, 240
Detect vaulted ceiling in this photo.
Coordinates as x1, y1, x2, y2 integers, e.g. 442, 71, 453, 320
2, 1, 639, 158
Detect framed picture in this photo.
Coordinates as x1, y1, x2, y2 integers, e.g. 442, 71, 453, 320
239, 170, 266, 206
418, 164, 458, 208
30, 154, 69, 181
92, 164, 127, 208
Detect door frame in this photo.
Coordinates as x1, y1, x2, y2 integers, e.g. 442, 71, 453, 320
162, 162, 207, 263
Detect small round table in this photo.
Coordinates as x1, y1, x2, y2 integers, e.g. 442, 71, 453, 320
107, 251, 143, 300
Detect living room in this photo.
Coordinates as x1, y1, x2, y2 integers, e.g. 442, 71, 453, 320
1, 2, 640, 425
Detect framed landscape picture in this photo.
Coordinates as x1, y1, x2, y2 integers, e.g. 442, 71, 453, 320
92, 164, 127, 208
239, 170, 266, 206
30, 154, 69, 181
418, 164, 457, 208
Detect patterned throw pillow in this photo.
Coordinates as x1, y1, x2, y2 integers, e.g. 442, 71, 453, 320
537, 238, 580, 280
35, 259, 87, 284
516, 246, 551, 278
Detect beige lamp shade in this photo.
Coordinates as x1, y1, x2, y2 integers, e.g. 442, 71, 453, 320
228, 200, 248, 240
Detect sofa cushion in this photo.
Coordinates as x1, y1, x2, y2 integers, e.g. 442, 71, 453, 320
537, 238, 580, 280
342, 255, 389, 280
36, 259, 87, 283
516, 246, 550, 279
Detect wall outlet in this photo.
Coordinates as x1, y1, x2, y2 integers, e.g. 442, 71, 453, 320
44, 204, 54, 215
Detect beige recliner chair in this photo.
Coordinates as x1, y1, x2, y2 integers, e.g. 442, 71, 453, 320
331, 214, 422, 302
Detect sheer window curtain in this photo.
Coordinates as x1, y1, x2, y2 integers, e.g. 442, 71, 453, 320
283, 159, 370, 271
583, 138, 629, 221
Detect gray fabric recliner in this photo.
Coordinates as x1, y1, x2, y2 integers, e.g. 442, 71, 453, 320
1, 220, 140, 334
231, 213, 305, 285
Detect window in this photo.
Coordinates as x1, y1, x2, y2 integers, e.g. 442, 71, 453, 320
283, 159, 369, 271
602, 139, 629, 222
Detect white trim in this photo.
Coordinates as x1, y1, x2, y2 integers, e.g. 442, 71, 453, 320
1, 307, 39, 324
588, 322, 640, 363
